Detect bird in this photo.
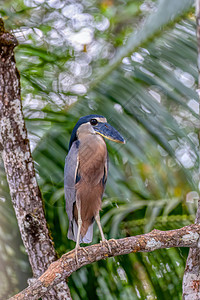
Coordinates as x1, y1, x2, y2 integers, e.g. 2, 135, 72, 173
64, 114, 125, 262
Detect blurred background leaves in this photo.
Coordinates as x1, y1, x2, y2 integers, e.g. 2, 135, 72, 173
0, 0, 199, 299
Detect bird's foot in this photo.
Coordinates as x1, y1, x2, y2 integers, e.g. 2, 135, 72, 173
100, 238, 112, 253
74, 246, 89, 265
109, 238, 119, 247
74, 246, 79, 265
80, 246, 89, 256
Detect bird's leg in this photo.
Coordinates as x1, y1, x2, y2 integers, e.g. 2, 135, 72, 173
95, 214, 112, 253
74, 200, 82, 264
74, 200, 88, 264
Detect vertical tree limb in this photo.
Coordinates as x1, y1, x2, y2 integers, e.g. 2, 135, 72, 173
0, 19, 71, 299
182, 2, 200, 298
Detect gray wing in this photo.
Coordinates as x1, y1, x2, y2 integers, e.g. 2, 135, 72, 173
64, 140, 79, 226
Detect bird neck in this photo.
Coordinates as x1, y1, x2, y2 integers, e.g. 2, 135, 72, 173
78, 132, 105, 145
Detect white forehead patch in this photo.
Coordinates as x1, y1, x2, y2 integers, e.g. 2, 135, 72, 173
95, 117, 107, 123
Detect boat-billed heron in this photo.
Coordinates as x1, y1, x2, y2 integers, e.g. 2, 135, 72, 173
64, 114, 125, 261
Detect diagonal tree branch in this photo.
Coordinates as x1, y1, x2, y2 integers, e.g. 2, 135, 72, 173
0, 19, 71, 300
8, 224, 200, 300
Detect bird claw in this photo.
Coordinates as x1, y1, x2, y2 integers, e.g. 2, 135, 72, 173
109, 238, 119, 247
100, 239, 112, 253
74, 246, 89, 265
80, 246, 89, 256
74, 247, 79, 265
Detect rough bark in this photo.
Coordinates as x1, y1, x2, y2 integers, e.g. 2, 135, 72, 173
8, 224, 200, 300
182, 2, 200, 299
182, 202, 200, 300
0, 19, 71, 300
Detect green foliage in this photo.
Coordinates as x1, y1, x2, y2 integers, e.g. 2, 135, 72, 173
0, 0, 199, 299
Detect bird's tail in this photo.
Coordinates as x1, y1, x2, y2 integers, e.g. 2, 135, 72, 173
67, 219, 93, 244
81, 223, 93, 243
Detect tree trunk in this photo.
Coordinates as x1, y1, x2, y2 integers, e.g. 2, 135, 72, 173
182, 3, 200, 298
182, 202, 200, 299
0, 19, 71, 300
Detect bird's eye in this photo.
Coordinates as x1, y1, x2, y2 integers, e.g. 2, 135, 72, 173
90, 119, 98, 126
